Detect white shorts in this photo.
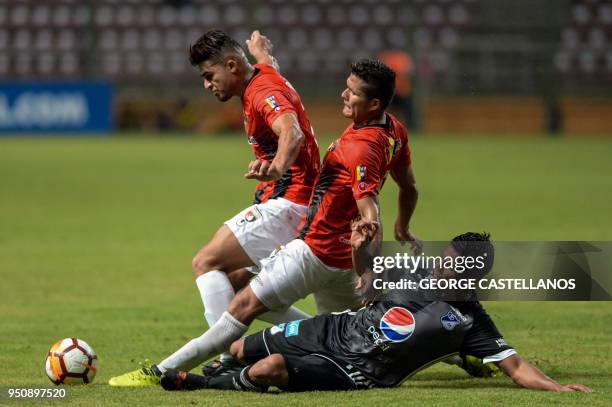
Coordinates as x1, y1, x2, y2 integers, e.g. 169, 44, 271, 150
250, 239, 361, 315
224, 198, 307, 272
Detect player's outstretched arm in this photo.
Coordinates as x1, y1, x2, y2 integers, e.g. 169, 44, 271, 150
245, 113, 304, 181
351, 197, 382, 302
498, 354, 592, 393
390, 163, 421, 254
246, 30, 280, 71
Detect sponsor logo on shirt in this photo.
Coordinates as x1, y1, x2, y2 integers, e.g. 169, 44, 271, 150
265, 95, 281, 112
388, 137, 402, 161
379, 307, 416, 342
440, 311, 461, 331
285, 320, 302, 337
339, 236, 352, 245
367, 325, 390, 351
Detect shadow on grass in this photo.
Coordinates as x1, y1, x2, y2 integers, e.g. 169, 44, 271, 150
406, 381, 518, 390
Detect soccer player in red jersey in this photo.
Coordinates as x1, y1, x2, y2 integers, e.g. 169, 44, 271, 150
118, 60, 419, 380
109, 30, 320, 386
120, 59, 422, 382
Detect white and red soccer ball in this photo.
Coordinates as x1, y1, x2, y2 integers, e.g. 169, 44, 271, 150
45, 338, 98, 384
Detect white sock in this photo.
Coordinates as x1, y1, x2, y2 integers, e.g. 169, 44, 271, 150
259, 306, 312, 325
157, 311, 247, 373
196, 271, 234, 326
196, 271, 235, 361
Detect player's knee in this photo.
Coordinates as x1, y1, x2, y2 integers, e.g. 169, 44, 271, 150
230, 339, 245, 363
191, 248, 221, 277
251, 354, 287, 382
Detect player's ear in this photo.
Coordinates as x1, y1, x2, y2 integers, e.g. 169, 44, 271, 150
226, 56, 238, 73
368, 98, 381, 113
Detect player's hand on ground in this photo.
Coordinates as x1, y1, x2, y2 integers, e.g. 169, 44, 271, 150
394, 220, 422, 254
246, 30, 273, 59
558, 384, 593, 393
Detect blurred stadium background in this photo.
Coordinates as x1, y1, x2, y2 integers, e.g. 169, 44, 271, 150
1, 0, 611, 136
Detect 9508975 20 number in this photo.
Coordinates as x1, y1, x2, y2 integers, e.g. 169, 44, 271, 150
2, 387, 69, 400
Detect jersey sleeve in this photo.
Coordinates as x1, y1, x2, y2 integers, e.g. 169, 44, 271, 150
346, 137, 387, 200
391, 127, 412, 171
460, 307, 516, 363
251, 85, 297, 129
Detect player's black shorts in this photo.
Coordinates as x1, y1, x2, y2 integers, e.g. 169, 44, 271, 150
243, 318, 374, 391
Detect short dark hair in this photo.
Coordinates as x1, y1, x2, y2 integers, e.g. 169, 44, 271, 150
451, 232, 494, 279
189, 29, 244, 66
350, 59, 396, 110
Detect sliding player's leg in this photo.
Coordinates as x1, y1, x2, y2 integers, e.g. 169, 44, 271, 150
109, 237, 334, 387
193, 199, 311, 374
193, 199, 309, 333
161, 319, 366, 392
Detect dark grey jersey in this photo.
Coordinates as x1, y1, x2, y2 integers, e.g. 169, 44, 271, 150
268, 299, 513, 387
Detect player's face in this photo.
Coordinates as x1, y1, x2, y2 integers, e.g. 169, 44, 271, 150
433, 245, 461, 279
198, 60, 235, 102
341, 74, 377, 123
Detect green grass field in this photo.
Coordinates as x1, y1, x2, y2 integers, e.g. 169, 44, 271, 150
1, 134, 611, 406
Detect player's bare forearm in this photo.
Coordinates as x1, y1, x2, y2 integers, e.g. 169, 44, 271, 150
352, 197, 381, 302
352, 197, 382, 275
269, 114, 304, 178
245, 114, 303, 182
392, 164, 417, 227
391, 164, 421, 252
255, 54, 280, 72
396, 183, 418, 229
246, 30, 280, 71
499, 355, 592, 393
357, 196, 382, 242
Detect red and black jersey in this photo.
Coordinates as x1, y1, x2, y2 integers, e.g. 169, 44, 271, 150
299, 113, 411, 269
242, 64, 320, 206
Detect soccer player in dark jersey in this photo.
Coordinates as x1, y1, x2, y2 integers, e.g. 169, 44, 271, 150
109, 29, 320, 386
116, 59, 422, 384
159, 232, 592, 394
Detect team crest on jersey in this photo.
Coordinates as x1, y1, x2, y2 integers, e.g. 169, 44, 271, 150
440, 311, 461, 331
380, 307, 416, 342
270, 323, 285, 335
265, 95, 281, 112
236, 207, 262, 226
247, 136, 258, 145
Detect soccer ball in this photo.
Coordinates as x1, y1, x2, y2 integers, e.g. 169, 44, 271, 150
45, 337, 98, 385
